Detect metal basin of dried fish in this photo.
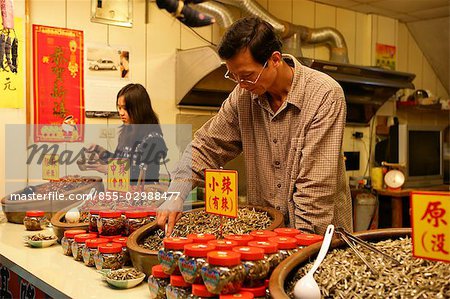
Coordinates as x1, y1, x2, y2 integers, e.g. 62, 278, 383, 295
270, 228, 450, 299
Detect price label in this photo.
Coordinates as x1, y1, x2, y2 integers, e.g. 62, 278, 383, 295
411, 191, 450, 262
204, 169, 238, 218
107, 158, 130, 192
42, 154, 59, 180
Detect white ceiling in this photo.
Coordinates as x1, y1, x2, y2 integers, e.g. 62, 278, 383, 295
311, 0, 449, 23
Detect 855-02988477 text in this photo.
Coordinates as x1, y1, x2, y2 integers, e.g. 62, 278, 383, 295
95, 191, 180, 201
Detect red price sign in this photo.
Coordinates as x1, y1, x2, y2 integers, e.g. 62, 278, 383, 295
205, 169, 238, 218
411, 191, 450, 262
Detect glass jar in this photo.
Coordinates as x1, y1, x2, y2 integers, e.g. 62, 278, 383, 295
112, 236, 130, 266
178, 243, 216, 284
166, 275, 192, 299
224, 234, 254, 246
82, 237, 108, 267
273, 228, 301, 238
191, 284, 218, 299
23, 210, 47, 231
294, 234, 324, 249
61, 229, 87, 256
146, 210, 157, 223
97, 211, 124, 236
232, 246, 270, 288
207, 240, 238, 251
148, 264, 170, 299
249, 230, 277, 242
88, 208, 101, 233
124, 211, 148, 236
71, 233, 98, 261
247, 241, 281, 273
94, 242, 124, 270
187, 233, 216, 244
240, 286, 267, 299
158, 237, 193, 275
201, 250, 246, 295
267, 236, 298, 260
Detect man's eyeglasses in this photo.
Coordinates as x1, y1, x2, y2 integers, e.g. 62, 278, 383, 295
224, 61, 268, 85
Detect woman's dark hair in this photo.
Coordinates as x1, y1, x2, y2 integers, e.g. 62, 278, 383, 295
116, 83, 162, 149
217, 17, 282, 65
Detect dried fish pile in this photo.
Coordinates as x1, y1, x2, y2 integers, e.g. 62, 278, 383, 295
287, 237, 450, 298
27, 234, 57, 241
106, 268, 144, 280
140, 208, 273, 251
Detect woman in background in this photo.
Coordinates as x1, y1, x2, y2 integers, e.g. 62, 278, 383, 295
85, 83, 167, 184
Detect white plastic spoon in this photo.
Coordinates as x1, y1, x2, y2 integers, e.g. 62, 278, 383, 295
293, 224, 335, 299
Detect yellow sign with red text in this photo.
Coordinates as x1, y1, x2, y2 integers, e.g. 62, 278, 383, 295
107, 158, 130, 192
42, 154, 59, 180
411, 191, 450, 263
205, 169, 238, 218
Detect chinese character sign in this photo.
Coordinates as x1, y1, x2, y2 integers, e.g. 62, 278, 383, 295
0, 17, 25, 108
42, 154, 59, 180
205, 169, 238, 218
107, 158, 130, 192
33, 25, 84, 142
411, 192, 450, 262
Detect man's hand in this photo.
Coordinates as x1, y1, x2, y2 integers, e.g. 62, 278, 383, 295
156, 196, 184, 236
156, 211, 182, 236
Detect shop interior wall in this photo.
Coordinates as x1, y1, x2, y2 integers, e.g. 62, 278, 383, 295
0, 0, 448, 198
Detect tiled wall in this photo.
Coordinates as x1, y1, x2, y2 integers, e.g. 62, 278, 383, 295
0, 0, 448, 197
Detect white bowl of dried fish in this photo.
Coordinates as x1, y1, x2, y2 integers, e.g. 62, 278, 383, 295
25, 233, 58, 248
105, 268, 145, 289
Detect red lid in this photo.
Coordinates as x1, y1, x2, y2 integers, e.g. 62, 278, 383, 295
112, 237, 128, 247
264, 279, 269, 288
26, 210, 45, 217
207, 251, 241, 266
98, 242, 122, 253
124, 210, 148, 218
192, 284, 215, 297
85, 238, 109, 248
152, 264, 169, 279
247, 241, 278, 254
101, 235, 122, 242
295, 234, 324, 246
89, 208, 102, 215
187, 233, 216, 243
73, 233, 98, 243
268, 236, 297, 250
163, 237, 193, 250
184, 243, 216, 257
98, 211, 121, 218
207, 240, 238, 251
232, 246, 265, 260
147, 210, 157, 217
64, 229, 87, 238
240, 286, 266, 297
170, 275, 191, 287
274, 228, 301, 237
249, 230, 277, 241
224, 234, 254, 246
219, 292, 254, 299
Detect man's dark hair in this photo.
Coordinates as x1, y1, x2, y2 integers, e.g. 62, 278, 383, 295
217, 17, 282, 65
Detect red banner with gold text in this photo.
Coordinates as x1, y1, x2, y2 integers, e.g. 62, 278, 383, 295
33, 25, 84, 142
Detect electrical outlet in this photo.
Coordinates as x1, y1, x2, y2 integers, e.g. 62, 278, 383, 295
107, 128, 115, 138
99, 128, 108, 138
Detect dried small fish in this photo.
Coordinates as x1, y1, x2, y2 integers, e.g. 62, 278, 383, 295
27, 234, 56, 241
106, 268, 144, 280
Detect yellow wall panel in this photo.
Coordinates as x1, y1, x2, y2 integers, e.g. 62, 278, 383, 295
336, 8, 356, 64
436, 79, 449, 99
421, 58, 437, 94
268, 0, 292, 23
146, 3, 181, 55
355, 13, 371, 66
376, 15, 397, 46
314, 3, 336, 61
407, 32, 423, 89
292, 0, 315, 59
181, 26, 213, 49
396, 22, 408, 72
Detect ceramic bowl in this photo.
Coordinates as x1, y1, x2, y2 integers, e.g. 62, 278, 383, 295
26, 235, 58, 248
105, 270, 145, 289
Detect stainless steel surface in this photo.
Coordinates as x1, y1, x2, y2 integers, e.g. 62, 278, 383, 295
194, 2, 235, 28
